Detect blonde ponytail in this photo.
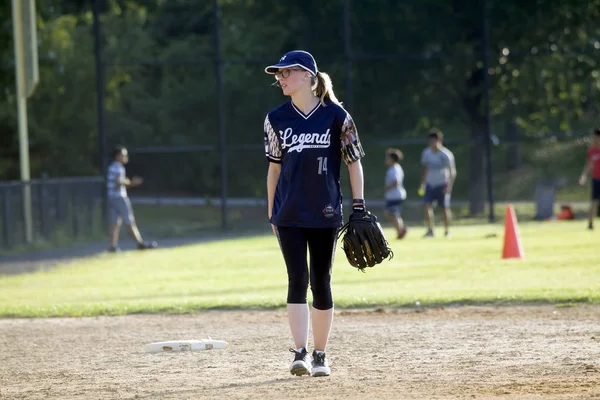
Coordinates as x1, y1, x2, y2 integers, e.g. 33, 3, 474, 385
312, 71, 341, 106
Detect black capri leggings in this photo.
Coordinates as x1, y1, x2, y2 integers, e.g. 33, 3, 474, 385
276, 226, 338, 310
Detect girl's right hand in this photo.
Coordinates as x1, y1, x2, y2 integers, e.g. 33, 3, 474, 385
271, 224, 277, 236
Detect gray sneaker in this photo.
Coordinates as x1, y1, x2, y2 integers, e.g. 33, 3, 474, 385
289, 348, 311, 376
311, 350, 331, 377
137, 241, 158, 250
423, 230, 434, 238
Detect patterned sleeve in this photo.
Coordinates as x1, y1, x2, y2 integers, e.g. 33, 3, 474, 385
340, 112, 365, 165
264, 115, 282, 163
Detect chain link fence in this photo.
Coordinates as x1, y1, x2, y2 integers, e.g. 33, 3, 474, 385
0, 178, 104, 251
4, 1, 599, 248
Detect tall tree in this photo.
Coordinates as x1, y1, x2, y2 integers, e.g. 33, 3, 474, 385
1, 0, 598, 204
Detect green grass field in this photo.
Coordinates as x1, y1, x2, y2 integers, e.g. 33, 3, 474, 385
0, 220, 598, 318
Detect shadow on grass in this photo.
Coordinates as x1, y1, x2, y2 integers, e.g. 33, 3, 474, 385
0, 228, 273, 276
2, 199, 588, 277
108, 282, 286, 302
0, 298, 594, 318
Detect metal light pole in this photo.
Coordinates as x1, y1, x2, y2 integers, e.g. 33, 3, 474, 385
12, 0, 39, 243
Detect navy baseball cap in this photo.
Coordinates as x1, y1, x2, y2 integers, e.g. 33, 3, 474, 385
264, 50, 318, 76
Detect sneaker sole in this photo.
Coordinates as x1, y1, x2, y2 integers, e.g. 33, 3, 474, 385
311, 368, 330, 377
290, 362, 310, 376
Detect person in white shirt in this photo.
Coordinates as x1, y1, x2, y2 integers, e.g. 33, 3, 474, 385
383, 148, 407, 239
418, 129, 456, 238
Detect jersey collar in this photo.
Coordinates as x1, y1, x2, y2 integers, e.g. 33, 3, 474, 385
291, 101, 321, 120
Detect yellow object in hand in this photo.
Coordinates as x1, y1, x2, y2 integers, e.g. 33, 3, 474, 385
418, 188, 425, 197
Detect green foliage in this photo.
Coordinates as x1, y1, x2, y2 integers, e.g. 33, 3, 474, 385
0, 0, 599, 205
0, 1, 18, 178
492, 0, 600, 134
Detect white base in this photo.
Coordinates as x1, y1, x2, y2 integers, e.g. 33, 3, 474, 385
145, 339, 228, 353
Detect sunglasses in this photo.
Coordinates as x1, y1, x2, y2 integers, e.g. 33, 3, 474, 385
274, 68, 305, 80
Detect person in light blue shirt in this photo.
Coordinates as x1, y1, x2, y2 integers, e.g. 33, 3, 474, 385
419, 129, 456, 238
106, 146, 157, 252
383, 148, 407, 239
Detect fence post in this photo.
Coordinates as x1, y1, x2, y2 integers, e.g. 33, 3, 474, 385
343, 0, 353, 113
38, 178, 47, 239
213, 0, 228, 230
71, 184, 79, 238
92, 0, 108, 228
2, 186, 11, 248
482, 0, 495, 222
87, 181, 95, 235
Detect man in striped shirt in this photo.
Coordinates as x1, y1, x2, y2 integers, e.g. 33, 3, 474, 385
107, 146, 157, 252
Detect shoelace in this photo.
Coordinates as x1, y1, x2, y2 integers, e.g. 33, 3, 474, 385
289, 348, 307, 361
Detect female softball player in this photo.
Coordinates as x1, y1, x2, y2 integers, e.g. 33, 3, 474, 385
264, 50, 366, 377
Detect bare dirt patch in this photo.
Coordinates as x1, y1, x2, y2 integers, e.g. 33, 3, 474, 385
1, 306, 599, 400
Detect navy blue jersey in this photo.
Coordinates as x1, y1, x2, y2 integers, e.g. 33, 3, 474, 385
264, 100, 365, 228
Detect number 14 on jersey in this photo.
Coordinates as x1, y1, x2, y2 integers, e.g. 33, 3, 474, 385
317, 157, 328, 175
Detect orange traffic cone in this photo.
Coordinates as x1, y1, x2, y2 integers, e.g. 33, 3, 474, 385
502, 205, 524, 259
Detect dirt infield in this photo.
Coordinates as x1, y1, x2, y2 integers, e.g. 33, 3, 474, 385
1, 306, 598, 400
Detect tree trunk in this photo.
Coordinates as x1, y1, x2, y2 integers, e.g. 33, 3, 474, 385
505, 119, 522, 171
468, 120, 486, 216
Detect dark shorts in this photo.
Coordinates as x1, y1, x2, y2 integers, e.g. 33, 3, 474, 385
424, 184, 450, 208
385, 199, 404, 216
108, 196, 135, 225
592, 179, 600, 200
